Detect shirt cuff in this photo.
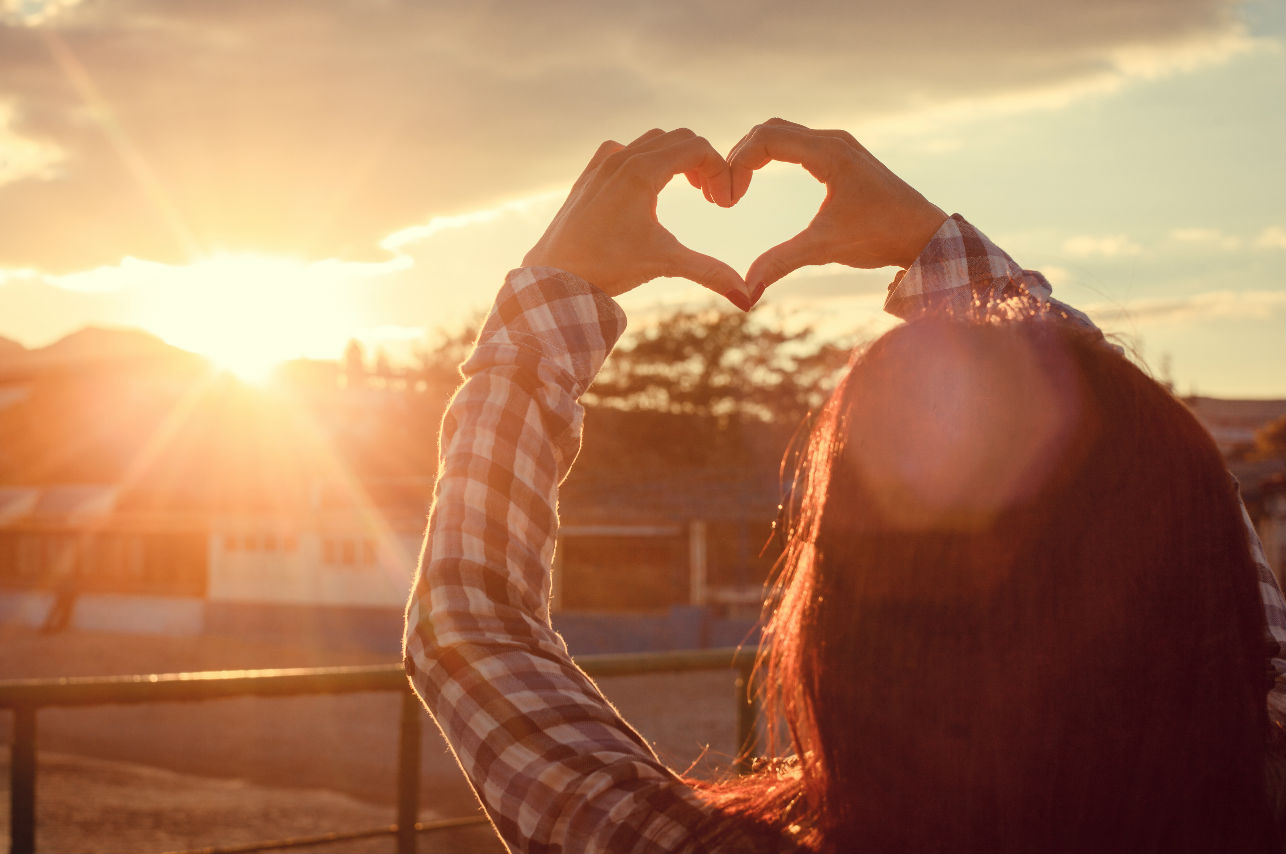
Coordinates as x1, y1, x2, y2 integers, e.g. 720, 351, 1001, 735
465, 266, 628, 396
884, 214, 1052, 320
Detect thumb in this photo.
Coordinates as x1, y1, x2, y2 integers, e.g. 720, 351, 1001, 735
664, 243, 751, 310
745, 229, 826, 303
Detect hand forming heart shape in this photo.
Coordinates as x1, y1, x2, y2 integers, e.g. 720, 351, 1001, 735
523, 120, 948, 310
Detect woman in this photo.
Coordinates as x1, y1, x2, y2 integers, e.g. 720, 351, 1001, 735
404, 120, 1284, 852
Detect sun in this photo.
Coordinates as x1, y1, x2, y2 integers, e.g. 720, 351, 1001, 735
139, 253, 356, 384
208, 336, 283, 385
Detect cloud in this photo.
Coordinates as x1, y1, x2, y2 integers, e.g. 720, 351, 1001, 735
36, 251, 406, 294
0, 265, 38, 286
1086, 289, 1286, 325
1, 0, 84, 26
0, 0, 1257, 271
1169, 227, 1243, 250
0, 101, 63, 185
1254, 225, 1286, 250
1061, 234, 1144, 257
1166, 224, 1286, 252
1036, 264, 1074, 285
381, 191, 564, 252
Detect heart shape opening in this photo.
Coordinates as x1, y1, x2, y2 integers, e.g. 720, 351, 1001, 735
655, 162, 824, 279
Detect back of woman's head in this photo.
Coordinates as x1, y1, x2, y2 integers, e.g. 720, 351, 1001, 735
749, 308, 1270, 852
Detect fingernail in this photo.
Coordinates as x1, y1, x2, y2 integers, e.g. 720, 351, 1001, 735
749, 282, 766, 306
725, 290, 750, 311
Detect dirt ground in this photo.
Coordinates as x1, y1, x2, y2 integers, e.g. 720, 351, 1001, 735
0, 746, 503, 854
0, 627, 743, 853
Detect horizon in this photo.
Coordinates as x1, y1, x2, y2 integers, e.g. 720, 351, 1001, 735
1, 0, 1283, 396
5, 320, 1286, 408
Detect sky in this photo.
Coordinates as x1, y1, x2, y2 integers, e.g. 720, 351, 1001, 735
0, 0, 1282, 395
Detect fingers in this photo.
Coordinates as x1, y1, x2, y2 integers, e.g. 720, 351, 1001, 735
626, 128, 667, 146
684, 170, 716, 204
573, 139, 624, 192
600, 128, 733, 207
590, 138, 627, 166
662, 239, 750, 307
727, 119, 852, 203
745, 228, 828, 299
631, 134, 734, 206
563, 138, 625, 206
543, 138, 625, 230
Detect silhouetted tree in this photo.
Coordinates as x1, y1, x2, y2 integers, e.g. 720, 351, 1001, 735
275, 358, 340, 389
411, 317, 480, 397
373, 348, 393, 381
585, 306, 854, 426
1253, 416, 1286, 461
342, 339, 367, 389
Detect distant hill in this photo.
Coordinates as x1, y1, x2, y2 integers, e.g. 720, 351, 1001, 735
0, 326, 206, 377
32, 326, 193, 363
0, 327, 447, 510
0, 335, 25, 360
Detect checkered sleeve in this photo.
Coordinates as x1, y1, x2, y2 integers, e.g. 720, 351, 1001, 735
884, 213, 1098, 332
885, 214, 1286, 730
402, 267, 723, 853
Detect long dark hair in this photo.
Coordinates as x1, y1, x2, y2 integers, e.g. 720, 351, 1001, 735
698, 306, 1272, 852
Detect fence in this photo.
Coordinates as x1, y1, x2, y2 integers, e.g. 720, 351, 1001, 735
1, 647, 759, 854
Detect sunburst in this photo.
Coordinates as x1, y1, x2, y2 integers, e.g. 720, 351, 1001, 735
138, 253, 357, 384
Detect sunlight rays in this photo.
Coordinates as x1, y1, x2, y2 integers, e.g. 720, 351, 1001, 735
38, 28, 199, 257
282, 397, 422, 610
110, 369, 219, 508
130, 253, 361, 383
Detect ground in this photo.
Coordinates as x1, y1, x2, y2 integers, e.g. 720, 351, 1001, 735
0, 627, 743, 853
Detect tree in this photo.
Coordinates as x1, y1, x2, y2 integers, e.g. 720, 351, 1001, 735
583, 306, 855, 426
342, 339, 367, 389
410, 318, 479, 397
403, 306, 865, 471
1253, 415, 1286, 461
373, 348, 393, 381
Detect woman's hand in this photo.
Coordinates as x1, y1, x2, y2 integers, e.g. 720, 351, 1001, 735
524, 128, 753, 308
727, 118, 949, 304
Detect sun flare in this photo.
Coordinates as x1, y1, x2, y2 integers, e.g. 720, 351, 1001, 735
136, 253, 357, 384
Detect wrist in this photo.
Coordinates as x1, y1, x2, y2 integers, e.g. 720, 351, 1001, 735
523, 247, 594, 289
895, 204, 949, 269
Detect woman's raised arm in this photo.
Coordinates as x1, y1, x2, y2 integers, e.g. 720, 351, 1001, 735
402, 130, 761, 853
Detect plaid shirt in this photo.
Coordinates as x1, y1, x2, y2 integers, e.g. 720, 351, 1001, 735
404, 215, 1286, 853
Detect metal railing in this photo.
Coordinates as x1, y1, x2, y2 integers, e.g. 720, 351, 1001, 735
1, 647, 759, 854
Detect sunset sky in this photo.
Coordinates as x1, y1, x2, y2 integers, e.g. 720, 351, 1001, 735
1, 0, 1282, 395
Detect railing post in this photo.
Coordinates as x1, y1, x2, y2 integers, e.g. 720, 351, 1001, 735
734, 658, 759, 775
10, 706, 37, 854
395, 688, 422, 854
688, 520, 708, 606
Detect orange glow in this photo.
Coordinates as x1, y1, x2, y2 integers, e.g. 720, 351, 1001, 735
841, 319, 1080, 535
134, 254, 357, 384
